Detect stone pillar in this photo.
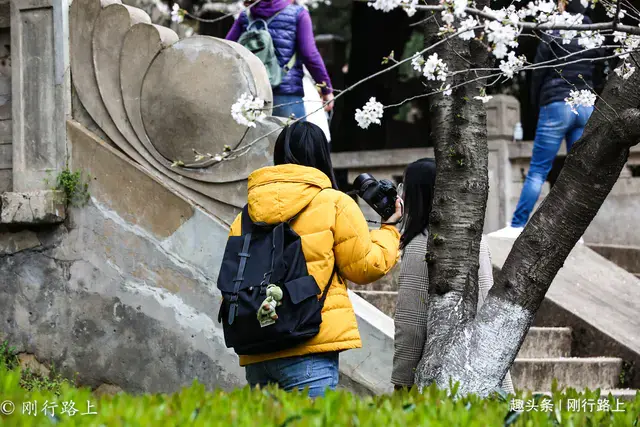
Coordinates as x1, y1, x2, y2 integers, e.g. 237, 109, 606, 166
11, 0, 70, 191
484, 95, 520, 233
0, 0, 11, 192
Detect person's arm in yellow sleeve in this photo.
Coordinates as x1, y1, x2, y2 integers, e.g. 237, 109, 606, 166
333, 194, 401, 285
229, 213, 242, 237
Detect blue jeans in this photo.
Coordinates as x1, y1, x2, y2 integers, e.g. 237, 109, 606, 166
272, 94, 306, 120
245, 352, 339, 398
511, 101, 594, 227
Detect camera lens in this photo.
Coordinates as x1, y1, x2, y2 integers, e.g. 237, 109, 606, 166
353, 173, 377, 193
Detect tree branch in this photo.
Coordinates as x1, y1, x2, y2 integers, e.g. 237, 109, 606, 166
410, 4, 640, 35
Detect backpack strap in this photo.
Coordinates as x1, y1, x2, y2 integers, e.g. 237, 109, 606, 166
241, 204, 255, 235
247, 6, 297, 73
229, 227, 252, 325
284, 53, 297, 73
319, 264, 337, 304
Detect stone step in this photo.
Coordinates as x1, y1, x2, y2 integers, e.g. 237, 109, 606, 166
519, 327, 572, 358
512, 358, 623, 391
353, 290, 396, 317
587, 244, 640, 278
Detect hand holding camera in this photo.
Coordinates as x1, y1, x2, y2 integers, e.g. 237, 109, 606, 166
353, 173, 403, 224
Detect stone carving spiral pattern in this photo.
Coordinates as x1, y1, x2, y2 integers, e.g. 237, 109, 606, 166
70, 0, 284, 225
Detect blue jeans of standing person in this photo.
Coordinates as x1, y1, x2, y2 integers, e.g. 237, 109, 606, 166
245, 352, 339, 398
273, 94, 306, 121
511, 101, 594, 227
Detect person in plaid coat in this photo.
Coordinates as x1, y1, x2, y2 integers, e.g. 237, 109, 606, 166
392, 158, 515, 394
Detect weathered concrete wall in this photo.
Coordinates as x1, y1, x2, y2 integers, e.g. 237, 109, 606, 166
1, 120, 246, 392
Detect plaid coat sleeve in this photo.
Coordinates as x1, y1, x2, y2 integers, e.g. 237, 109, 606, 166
392, 232, 429, 386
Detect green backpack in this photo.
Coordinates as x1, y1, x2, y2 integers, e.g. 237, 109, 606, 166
237, 9, 297, 88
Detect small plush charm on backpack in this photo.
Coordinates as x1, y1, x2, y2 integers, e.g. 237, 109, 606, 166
257, 284, 283, 327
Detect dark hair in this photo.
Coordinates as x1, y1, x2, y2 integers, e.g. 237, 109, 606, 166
274, 121, 339, 190
565, 0, 586, 14
400, 158, 437, 250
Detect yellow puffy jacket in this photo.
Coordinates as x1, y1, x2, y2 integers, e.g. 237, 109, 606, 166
229, 164, 400, 366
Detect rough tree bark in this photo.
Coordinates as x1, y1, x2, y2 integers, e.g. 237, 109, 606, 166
413, 0, 493, 387
414, 39, 640, 394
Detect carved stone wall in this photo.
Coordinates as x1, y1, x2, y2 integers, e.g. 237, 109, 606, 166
69, 0, 284, 225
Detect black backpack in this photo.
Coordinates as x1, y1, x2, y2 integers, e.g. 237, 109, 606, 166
217, 204, 335, 355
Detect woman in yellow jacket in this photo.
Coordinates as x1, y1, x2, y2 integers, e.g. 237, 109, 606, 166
228, 121, 401, 397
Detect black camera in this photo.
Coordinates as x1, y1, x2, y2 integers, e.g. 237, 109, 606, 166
353, 173, 398, 221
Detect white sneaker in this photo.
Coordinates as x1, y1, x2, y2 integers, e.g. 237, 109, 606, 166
489, 226, 524, 239
578, 236, 585, 244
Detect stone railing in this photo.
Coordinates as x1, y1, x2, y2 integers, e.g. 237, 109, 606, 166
332, 95, 640, 244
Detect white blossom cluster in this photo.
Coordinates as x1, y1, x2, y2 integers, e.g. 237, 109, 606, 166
458, 16, 479, 41
231, 93, 267, 128
474, 88, 492, 103
499, 51, 526, 79
440, 0, 469, 25
355, 97, 385, 129
613, 31, 640, 59
481, 6, 521, 59
171, 3, 184, 23
412, 53, 448, 81
614, 61, 636, 80
611, 32, 640, 79
577, 31, 605, 49
369, 0, 418, 16
605, 3, 626, 20
564, 89, 597, 114
296, 0, 332, 9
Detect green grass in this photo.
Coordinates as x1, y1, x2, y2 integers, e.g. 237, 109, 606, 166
1, 341, 638, 426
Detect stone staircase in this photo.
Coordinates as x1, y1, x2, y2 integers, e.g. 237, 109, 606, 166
354, 271, 637, 400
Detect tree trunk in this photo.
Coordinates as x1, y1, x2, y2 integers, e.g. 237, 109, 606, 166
415, 45, 640, 395
414, 0, 492, 387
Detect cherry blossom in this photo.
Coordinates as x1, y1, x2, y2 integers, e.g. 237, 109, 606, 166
484, 16, 519, 59
614, 61, 636, 80
499, 51, 526, 79
231, 93, 267, 128
474, 95, 493, 103
564, 89, 597, 114
355, 97, 385, 129
577, 31, 605, 49
423, 53, 449, 81
171, 3, 184, 23
459, 16, 479, 41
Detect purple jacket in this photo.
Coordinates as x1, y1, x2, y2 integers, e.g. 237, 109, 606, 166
226, 0, 333, 96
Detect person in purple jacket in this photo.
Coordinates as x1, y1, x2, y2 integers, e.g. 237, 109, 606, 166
226, 0, 334, 119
